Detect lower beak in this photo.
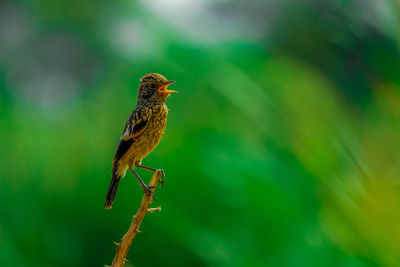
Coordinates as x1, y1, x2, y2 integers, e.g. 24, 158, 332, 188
159, 80, 178, 95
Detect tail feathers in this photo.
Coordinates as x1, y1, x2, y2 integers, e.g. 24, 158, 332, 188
105, 164, 122, 209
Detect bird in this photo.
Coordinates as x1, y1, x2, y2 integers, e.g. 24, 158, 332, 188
105, 73, 177, 209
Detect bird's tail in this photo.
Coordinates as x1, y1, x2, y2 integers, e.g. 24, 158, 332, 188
105, 162, 124, 209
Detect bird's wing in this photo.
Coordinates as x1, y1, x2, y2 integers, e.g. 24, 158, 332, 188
113, 107, 152, 162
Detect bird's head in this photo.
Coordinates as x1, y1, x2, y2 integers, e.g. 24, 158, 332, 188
137, 73, 177, 103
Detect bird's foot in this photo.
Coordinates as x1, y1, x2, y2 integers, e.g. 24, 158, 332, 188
157, 169, 165, 188
143, 185, 157, 201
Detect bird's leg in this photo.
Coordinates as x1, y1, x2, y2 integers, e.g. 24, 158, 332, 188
130, 168, 156, 201
136, 165, 165, 188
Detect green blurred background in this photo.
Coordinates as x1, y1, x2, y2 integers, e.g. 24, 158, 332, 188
1, 0, 400, 266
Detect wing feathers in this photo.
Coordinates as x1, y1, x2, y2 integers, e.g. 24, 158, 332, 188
114, 138, 134, 163
114, 107, 151, 162
122, 107, 152, 139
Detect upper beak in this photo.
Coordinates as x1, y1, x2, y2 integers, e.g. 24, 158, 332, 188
159, 80, 178, 95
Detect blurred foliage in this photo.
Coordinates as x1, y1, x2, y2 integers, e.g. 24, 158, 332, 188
1, 0, 400, 266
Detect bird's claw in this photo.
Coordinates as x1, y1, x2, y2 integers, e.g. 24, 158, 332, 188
143, 185, 157, 202
157, 169, 165, 188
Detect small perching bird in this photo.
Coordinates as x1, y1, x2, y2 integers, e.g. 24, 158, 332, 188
105, 73, 177, 209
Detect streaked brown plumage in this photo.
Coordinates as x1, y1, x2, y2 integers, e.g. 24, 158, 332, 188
105, 73, 177, 209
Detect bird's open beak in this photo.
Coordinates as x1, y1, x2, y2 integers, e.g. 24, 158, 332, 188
159, 80, 177, 95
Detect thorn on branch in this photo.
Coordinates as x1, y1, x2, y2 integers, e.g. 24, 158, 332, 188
147, 206, 162, 213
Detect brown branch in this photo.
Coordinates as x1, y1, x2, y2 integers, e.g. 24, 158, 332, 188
108, 170, 162, 267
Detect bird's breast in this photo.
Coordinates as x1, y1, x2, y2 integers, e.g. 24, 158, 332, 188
129, 104, 168, 164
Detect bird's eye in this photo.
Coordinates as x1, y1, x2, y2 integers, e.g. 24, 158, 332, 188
150, 83, 156, 89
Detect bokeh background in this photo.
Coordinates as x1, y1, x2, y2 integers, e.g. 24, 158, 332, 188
1, 0, 400, 266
